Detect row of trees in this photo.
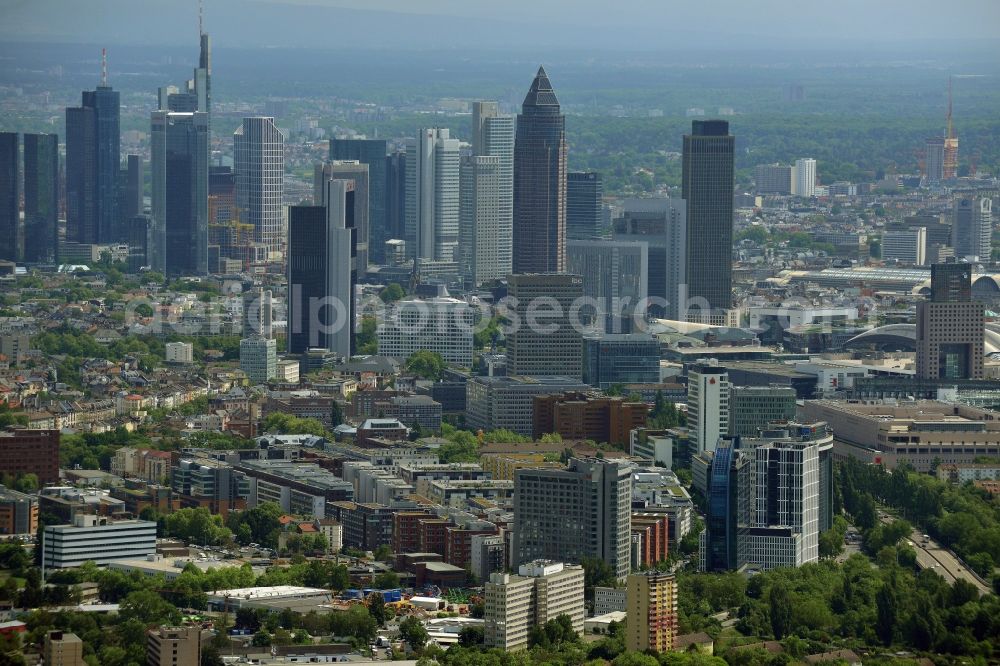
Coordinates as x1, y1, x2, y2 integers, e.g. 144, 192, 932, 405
839, 458, 1000, 576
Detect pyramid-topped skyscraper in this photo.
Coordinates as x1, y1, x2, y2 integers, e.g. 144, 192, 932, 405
512, 66, 567, 274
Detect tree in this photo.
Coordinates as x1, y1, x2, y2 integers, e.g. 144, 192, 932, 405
405, 350, 446, 380
580, 557, 617, 598
368, 592, 388, 626
331, 401, 344, 428
373, 544, 393, 563
875, 582, 897, 646
121, 589, 178, 625
458, 625, 484, 647
251, 630, 272, 647
373, 571, 399, 589
379, 283, 405, 303
768, 583, 792, 640
399, 615, 429, 650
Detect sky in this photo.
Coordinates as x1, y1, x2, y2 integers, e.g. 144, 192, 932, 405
1, 0, 999, 51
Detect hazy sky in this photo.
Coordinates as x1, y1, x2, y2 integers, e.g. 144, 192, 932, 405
1, 0, 999, 50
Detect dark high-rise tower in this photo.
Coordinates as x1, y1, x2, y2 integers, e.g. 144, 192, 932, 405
150, 111, 209, 275
682, 120, 734, 316
0, 133, 19, 262
23, 134, 60, 263
66, 76, 120, 244
917, 263, 984, 380
513, 66, 567, 274
567, 171, 603, 240
331, 138, 386, 264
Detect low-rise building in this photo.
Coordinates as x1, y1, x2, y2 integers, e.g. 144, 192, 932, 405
532, 391, 648, 445
42, 515, 157, 569
0, 485, 37, 535
147, 626, 203, 666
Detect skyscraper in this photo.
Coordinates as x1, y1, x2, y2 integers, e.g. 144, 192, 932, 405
150, 111, 209, 275
916, 263, 984, 381
951, 194, 992, 261
688, 364, 730, 455
385, 150, 407, 246
514, 458, 632, 581
330, 138, 387, 264
287, 179, 357, 359
566, 239, 647, 332
505, 273, 583, 379
794, 158, 817, 197
315, 160, 369, 271
459, 154, 504, 285
405, 129, 460, 261
566, 172, 603, 240
925, 137, 945, 184
66, 81, 119, 244
513, 67, 567, 274
0, 132, 24, 261
234, 117, 285, 256
23, 133, 60, 263
681, 120, 734, 315
702, 441, 745, 572
612, 198, 687, 320
470, 102, 514, 272
0, 133, 19, 262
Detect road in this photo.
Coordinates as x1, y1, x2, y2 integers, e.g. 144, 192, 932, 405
878, 512, 991, 595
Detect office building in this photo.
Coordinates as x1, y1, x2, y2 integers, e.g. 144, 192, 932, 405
243, 286, 273, 339
0, 486, 37, 535
386, 149, 407, 243
741, 421, 834, 533
567, 239, 647, 332
466, 375, 590, 436
0, 133, 18, 261
532, 391, 648, 445
172, 457, 245, 516
147, 626, 202, 666
728, 385, 797, 437
626, 572, 678, 653
459, 154, 506, 286
66, 81, 119, 244
738, 437, 820, 570
506, 273, 583, 379
150, 111, 209, 274
127, 217, 149, 272
688, 364, 730, 454
236, 460, 354, 518
485, 561, 584, 651
0, 429, 59, 484
514, 458, 632, 580
234, 117, 284, 256
925, 137, 945, 184
754, 163, 793, 195
917, 263, 984, 380
316, 160, 369, 270
794, 158, 817, 197
952, 194, 993, 261
42, 515, 157, 569
287, 180, 357, 358
567, 171, 603, 239
240, 336, 277, 384
582, 333, 660, 390
702, 442, 745, 572
513, 67, 567, 273
44, 631, 85, 666
331, 138, 387, 264
406, 128, 460, 261
378, 294, 475, 366
612, 198, 687, 320
21, 134, 58, 263
682, 120, 734, 315
465, 101, 514, 280
882, 226, 927, 265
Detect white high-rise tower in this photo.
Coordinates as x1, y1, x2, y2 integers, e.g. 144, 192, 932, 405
405, 128, 460, 262
235, 117, 284, 256
794, 158, 816, 197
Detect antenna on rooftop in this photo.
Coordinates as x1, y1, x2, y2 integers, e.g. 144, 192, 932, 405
101, 48, 107, 86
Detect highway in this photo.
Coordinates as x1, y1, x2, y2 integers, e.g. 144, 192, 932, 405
878, 512, 991, 596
